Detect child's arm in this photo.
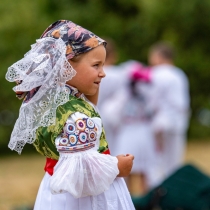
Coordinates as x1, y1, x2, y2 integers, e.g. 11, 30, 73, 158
85, 89, 99, 105
116, 154, 134, 177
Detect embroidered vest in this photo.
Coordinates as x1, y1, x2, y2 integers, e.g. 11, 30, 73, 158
33, 94, 109, 160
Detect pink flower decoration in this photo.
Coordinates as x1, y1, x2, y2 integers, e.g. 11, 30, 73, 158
130, 62, 152, 82
67, 22, 90, 39
74, 27, 89, 39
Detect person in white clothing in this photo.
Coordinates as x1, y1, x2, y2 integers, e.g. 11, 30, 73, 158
100, 61, 158, 197
133, 41, 190, 186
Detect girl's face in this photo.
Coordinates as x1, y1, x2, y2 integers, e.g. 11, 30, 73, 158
67, 45, 106, 95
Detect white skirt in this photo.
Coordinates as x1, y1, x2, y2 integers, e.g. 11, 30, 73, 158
112, 123, 155, 174
34, 173, 135, 210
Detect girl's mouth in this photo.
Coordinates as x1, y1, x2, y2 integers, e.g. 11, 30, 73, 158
94, 81, 100, 85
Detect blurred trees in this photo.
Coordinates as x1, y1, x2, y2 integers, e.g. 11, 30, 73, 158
1, 0, 210, 152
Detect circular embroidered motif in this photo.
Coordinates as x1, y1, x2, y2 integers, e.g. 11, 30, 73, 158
89, 130, 96, 141
76, 119, 86, 131
79, 132, 88, 143
59, 137, 69, 146
86, 118, 95, 129
69, 134, 78, 145
65, 85, 72, 95
66, 123, 76, 134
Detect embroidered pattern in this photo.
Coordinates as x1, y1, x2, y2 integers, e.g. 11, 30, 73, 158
33, 85, 109, 160
56, 117, 97, 153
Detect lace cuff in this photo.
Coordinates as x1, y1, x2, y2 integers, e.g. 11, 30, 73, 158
50, 150, 119, 198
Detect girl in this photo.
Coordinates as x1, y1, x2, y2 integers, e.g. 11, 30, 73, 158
6, 20, 135, 210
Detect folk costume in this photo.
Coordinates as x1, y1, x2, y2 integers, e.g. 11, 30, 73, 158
131, 63, 190, 186
100, 63, 157, 188
6, 20, 135, 210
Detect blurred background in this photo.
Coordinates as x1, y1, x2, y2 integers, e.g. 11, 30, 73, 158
1, 0, 210, 209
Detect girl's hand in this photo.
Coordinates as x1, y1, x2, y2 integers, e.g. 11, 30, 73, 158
116, 154, 134, 177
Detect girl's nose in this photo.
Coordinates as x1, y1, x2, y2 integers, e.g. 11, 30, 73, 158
99, 68, 106, 78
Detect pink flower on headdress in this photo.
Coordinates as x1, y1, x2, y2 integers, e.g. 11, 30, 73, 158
67, 22, 77, 29
74, 27, 89, 39
67, 22, 90, 39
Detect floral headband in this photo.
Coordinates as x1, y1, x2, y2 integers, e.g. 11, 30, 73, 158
41, 20, 106, 60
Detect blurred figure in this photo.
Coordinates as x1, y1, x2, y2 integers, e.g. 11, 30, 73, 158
145, 41, 190, 185
98, 38, 155, 196
100, 61, 157, 197
98, 38, 134, 152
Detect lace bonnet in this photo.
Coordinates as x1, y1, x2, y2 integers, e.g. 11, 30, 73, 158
5, 20, 106, 154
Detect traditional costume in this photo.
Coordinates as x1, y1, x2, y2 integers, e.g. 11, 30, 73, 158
100, 62, 158, 188
6, 20, 135, 210
131, 63, 190, 186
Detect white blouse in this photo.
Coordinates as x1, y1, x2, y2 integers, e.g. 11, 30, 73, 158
50, 112, 119, 198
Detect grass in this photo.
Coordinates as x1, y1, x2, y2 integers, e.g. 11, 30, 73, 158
0, 155, 45, 210
0, 140, 210, 210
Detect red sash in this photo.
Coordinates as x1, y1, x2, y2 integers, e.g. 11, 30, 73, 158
45, 149, 111, 175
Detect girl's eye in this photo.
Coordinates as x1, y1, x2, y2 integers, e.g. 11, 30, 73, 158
93, 64, 99, 68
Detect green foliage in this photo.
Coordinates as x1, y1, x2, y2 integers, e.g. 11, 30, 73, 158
1, 0, 210, 152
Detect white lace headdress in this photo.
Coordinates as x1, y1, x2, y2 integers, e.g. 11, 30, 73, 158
6, 37, 76, 153
5, 20, 106, 154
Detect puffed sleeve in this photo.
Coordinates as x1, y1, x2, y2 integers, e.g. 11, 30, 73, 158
50, 112, 119, 198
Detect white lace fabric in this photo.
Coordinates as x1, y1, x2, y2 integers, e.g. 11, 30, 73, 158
5, 37, 76, 154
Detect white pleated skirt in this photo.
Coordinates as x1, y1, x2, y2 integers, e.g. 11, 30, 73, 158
34, 173, 135, 210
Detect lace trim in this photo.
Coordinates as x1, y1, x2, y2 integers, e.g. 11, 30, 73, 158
6, 37, 77, 154
65, 84, 85, 100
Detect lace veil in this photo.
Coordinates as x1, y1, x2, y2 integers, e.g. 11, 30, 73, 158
6, 37, 76, 153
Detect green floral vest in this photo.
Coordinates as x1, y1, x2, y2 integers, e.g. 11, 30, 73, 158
33, 95, 109, 160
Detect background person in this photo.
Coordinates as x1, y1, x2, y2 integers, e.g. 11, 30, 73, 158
135, 41, 191, 185
100, 62, 157, 197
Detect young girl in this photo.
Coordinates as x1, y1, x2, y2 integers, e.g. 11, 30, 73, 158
6, 20, 135, 210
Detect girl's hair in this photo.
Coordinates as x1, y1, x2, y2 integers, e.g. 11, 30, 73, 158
69, 54, 84, 63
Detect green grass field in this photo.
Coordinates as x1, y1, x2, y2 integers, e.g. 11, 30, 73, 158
0, 140, 210, 210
